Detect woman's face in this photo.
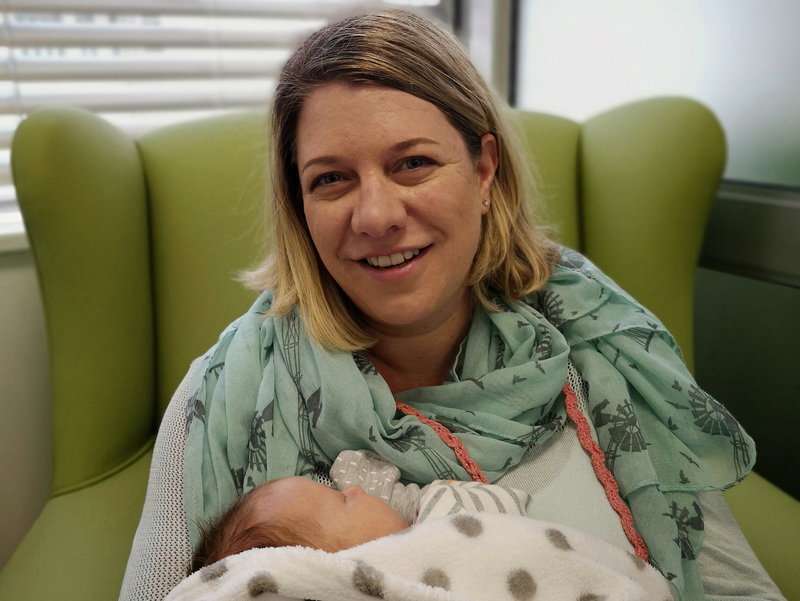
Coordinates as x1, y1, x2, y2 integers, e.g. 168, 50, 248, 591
296, 83, 497, 337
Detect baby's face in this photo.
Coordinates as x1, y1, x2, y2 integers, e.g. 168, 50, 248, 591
252, 476, 408, 552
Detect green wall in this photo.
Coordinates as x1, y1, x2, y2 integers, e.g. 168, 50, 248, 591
695, 260, 800, 500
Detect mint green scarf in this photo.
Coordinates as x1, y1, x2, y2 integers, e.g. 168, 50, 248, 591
184, 249, 754, 600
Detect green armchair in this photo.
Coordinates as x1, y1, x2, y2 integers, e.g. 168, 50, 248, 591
2, 98, 796, 600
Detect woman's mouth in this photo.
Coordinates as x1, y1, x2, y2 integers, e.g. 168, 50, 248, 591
364, 248, 422, 270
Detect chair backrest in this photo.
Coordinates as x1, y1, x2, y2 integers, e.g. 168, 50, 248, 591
11, 98, 724, 496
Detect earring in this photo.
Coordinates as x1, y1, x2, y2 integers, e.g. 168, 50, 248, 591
482, 199, 489, 207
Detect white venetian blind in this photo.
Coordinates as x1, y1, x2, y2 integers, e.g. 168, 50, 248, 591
0, 0, 452, 226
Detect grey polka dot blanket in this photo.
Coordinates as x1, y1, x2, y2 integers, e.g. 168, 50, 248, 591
166, 513, 673, 601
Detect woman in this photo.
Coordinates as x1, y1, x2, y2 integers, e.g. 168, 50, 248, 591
121, 10, 783, 601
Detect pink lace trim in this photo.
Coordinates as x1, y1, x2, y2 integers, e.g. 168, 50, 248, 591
562, 382, 650, 562
396, 383, 649, 563
395, 400, 489, 483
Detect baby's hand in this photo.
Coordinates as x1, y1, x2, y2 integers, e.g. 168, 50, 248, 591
331, 450, 400, 503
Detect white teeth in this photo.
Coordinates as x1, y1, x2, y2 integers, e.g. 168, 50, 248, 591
366, 249, 420, 268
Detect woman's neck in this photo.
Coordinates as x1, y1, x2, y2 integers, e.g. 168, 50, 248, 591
363, 303, 473, 394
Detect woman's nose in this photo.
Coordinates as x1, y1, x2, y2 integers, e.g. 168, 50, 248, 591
342, 485, 366, 498
351, 176, 407, 237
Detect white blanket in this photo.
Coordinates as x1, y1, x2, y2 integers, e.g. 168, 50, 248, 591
167, 513, 673, 601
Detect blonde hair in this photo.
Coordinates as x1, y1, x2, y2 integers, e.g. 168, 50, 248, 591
246, 9, 558, 351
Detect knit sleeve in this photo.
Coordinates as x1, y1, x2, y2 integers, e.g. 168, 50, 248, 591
119, 360, 198, 601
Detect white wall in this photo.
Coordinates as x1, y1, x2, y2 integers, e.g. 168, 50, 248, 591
517, 0, 800, 187
0, 246, 52, 570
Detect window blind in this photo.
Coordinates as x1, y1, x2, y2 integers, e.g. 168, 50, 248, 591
0, 0, 454, 224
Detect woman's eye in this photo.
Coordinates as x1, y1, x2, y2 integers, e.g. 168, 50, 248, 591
313, 173, 342, 188
400, 157, 430, 170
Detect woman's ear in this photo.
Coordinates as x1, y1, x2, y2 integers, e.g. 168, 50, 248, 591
477, 133, 499, 212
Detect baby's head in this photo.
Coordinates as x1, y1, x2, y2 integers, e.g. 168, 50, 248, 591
191, 476, 408, 571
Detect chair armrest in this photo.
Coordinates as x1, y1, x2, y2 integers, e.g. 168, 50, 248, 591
724, 471, 800, 600
0, 449, 152, 600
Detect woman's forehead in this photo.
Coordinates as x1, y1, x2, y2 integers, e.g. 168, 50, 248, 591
295, 83, 460, 160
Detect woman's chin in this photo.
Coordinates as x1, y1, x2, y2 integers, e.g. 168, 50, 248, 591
359, 296, 470, 339
364, 310, 433, 334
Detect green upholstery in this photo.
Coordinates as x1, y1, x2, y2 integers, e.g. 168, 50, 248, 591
7, 108, 155, 496
136, 111, 269, 416
3, 98, 796, 600
724, 471, 800, 600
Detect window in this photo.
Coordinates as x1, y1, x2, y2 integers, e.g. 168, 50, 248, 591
0, 0, 457, 235
515, 0, 800, 189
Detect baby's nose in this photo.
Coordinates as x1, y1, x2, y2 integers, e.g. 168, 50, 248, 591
342, 485, 366, 498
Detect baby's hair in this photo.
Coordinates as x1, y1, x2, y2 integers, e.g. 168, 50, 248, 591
190, 479, 328, 573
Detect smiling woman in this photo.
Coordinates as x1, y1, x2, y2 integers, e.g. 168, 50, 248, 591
119, 9, 780, 601
297, 84, 497, 390
252, 9, 558, 355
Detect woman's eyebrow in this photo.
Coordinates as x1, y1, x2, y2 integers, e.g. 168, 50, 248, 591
391, 137, 438, 153
300, 155, 338, 175
300, 137, 440, 175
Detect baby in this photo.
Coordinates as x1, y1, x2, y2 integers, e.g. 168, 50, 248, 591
191, 450, 532, 571
191, 475, 409, 570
